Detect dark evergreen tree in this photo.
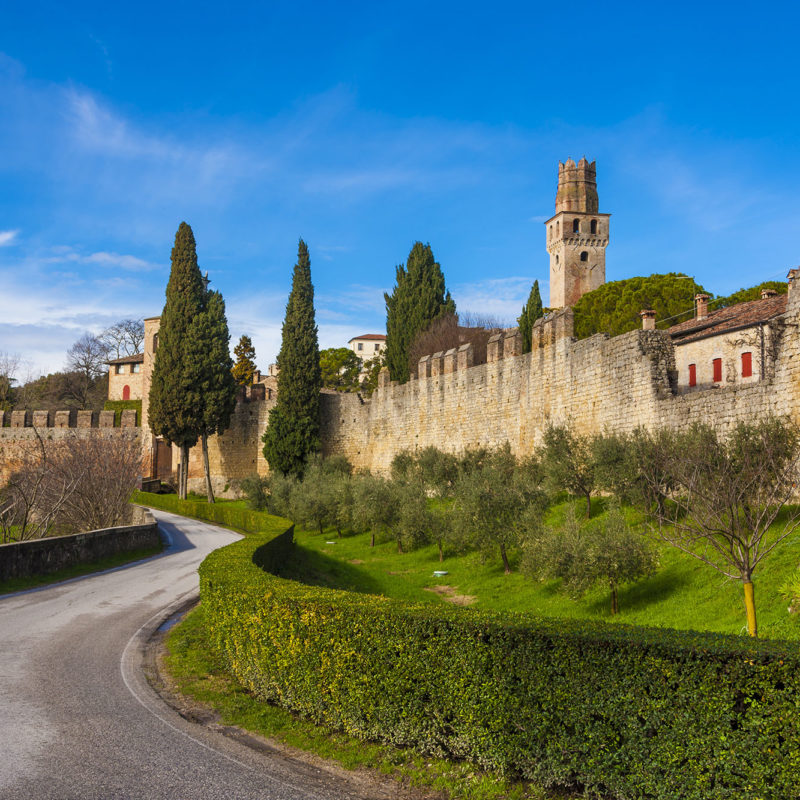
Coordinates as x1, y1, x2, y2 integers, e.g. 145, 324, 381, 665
518, 280, 544, 353
148, 222, 206, 499
384, 242, 455, 383
186, 290, 237, 502
231, 335, 257, 385
262, 239, 321, 477
572, 273, 709, 339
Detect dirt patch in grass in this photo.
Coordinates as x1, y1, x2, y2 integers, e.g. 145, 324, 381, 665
349, 559, 365, 565
425, 584, 477, 606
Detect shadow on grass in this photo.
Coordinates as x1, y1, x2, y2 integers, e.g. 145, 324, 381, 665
271, 544, 385, 595
586, 567, 689, 616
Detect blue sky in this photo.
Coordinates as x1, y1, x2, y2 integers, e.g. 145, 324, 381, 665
2, 1, 799, 376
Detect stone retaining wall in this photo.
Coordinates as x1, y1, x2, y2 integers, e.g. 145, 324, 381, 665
0, 508, 161, 582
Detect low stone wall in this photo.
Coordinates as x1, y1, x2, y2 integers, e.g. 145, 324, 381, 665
0, 508, 161, 582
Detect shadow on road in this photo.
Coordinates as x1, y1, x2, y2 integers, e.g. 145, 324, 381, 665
157, 520, 198, 554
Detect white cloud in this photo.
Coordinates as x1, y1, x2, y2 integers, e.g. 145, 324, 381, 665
0, 230, 19, 246
452, 276, 545, 325
84, 251, 160, 271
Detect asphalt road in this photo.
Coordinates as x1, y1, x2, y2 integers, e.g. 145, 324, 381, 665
0, 511, 400, 800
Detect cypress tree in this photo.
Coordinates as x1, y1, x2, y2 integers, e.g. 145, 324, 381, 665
186, 290, 237, 502
148, 222, 206, 499
232, 335, 257, 385
518, 280, 544, 353
262, 239, 321, 477
384, 242, 455, 382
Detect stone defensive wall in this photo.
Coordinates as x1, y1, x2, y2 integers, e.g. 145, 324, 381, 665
319, 295, 800, 474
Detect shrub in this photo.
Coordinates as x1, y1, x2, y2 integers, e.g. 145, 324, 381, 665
200, 525, 800, 799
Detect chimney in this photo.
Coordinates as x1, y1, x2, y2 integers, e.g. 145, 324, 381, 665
760, 289, 778, 300
640, 309, 656, 330
253, 369, 261, 383
788, 269, 800, 299
695, 293, 710, 321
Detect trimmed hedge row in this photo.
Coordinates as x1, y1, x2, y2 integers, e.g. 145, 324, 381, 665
198, 525, 800, 798
131, 491, 291, 537
104, 399, 142, 425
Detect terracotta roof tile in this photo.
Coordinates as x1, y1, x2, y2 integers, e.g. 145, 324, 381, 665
668, 294, 787, 345
348, 334, 386, 341
107, 352, 145, 365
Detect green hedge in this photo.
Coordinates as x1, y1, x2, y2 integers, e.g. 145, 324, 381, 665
198, 527, 800, 798
104, 399, 142, 425
131, 491, 291, 537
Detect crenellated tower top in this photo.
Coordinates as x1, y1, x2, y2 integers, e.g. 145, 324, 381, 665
546, 157, 610, 308
555, 157, 599, 214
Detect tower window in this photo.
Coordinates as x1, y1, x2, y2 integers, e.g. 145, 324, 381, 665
590, 219, 598, 234
556, 221, 560, 236
555, 255, 559, 264
580, 251, 588, 262
572, 218, 580, 233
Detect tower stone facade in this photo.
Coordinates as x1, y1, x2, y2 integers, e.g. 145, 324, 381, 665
546, 158, 610, 308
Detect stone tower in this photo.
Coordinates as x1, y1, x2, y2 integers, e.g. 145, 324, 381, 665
546, 158, 610, 308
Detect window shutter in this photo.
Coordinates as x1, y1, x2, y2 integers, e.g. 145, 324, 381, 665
741, 352, 753, 378
712, 358, 722, 383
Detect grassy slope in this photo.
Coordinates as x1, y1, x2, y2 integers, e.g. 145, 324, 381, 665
286, 497, 800, 641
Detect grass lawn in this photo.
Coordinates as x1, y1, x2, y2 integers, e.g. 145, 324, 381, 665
287, 497, 800, 641
0, 544, 163, 595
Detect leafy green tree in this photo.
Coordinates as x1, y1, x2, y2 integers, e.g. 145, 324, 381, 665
525, 504, 658, 615
394, 480, 435, 554
714, 280, 787, 309
541, 423, 597, 518
572, 273, 709, 339
185, 290, 237, 502
634, 418, 800, 637
518, 280, 544, 353
452, 443, 546, 573
232, 335, 257, 385
148, 222, 207, 499
319, 347, 362, 391
262, 239, 321, 477
351, 473, 400, 548
384, 242, 455, 383
359, 354, 385, 396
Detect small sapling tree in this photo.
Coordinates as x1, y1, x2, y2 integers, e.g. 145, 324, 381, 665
541, 423, 597, 518
635, 418, 800, 637
351, 473, 400, 548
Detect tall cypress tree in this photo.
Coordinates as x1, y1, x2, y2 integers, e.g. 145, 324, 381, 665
232, 335, 257, 385
148, 222, 206, 498
262, 239, 321, 477
186, 290, 237, 502
518, 280, 544, 353
384, 242, 455, 382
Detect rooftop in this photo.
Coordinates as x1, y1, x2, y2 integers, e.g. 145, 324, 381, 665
668, 294, 787, 345
107, 352, 145, 365
349, 333, 386, 342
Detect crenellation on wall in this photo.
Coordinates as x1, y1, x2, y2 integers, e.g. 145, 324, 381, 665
443, 348, 457, 374
11, 411, 29, 428
457, 343, 474, 371
430, 352, 445, 377
120, 409, 138, 428
418, 354, 432, 379
32, 410, 50, 427
98, 410, 115, 428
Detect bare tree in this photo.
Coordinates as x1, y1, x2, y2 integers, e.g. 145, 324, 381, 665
98, 319, 145, 359
65, 333, 110, 409
49, 434, 141, 534
637, 418, 800, 637
0, 352, 21, 409
0, 429, 82, 543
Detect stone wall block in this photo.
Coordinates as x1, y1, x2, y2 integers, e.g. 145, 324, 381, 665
120, 409, 137, 428
99, 410, 116, 428
378, 367, 391, 389
0, 411, 5, 427
32, 410, 50, 428
11, 410, 29, 428
249, 384, 266, 401
77, 410, 95, 429
418, 355, 431, 380
457, 342, 474, 371
430, 351, 445, 377
487, 334, 503, 363
503, 330, 522, 357
54, 410, 75, 428
443, 348, 458, 374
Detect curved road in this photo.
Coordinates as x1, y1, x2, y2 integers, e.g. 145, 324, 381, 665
0, 511, 399, 800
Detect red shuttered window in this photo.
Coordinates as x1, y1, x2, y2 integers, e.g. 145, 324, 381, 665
712, 358, 722, 383
741, 352, 753, 378
688, 364, 696, 386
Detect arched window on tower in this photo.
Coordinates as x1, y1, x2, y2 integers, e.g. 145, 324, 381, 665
590, 219, 597, 234
573, 218, 580, 233
580, 251, 588, 262
122, 385, 131, 401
